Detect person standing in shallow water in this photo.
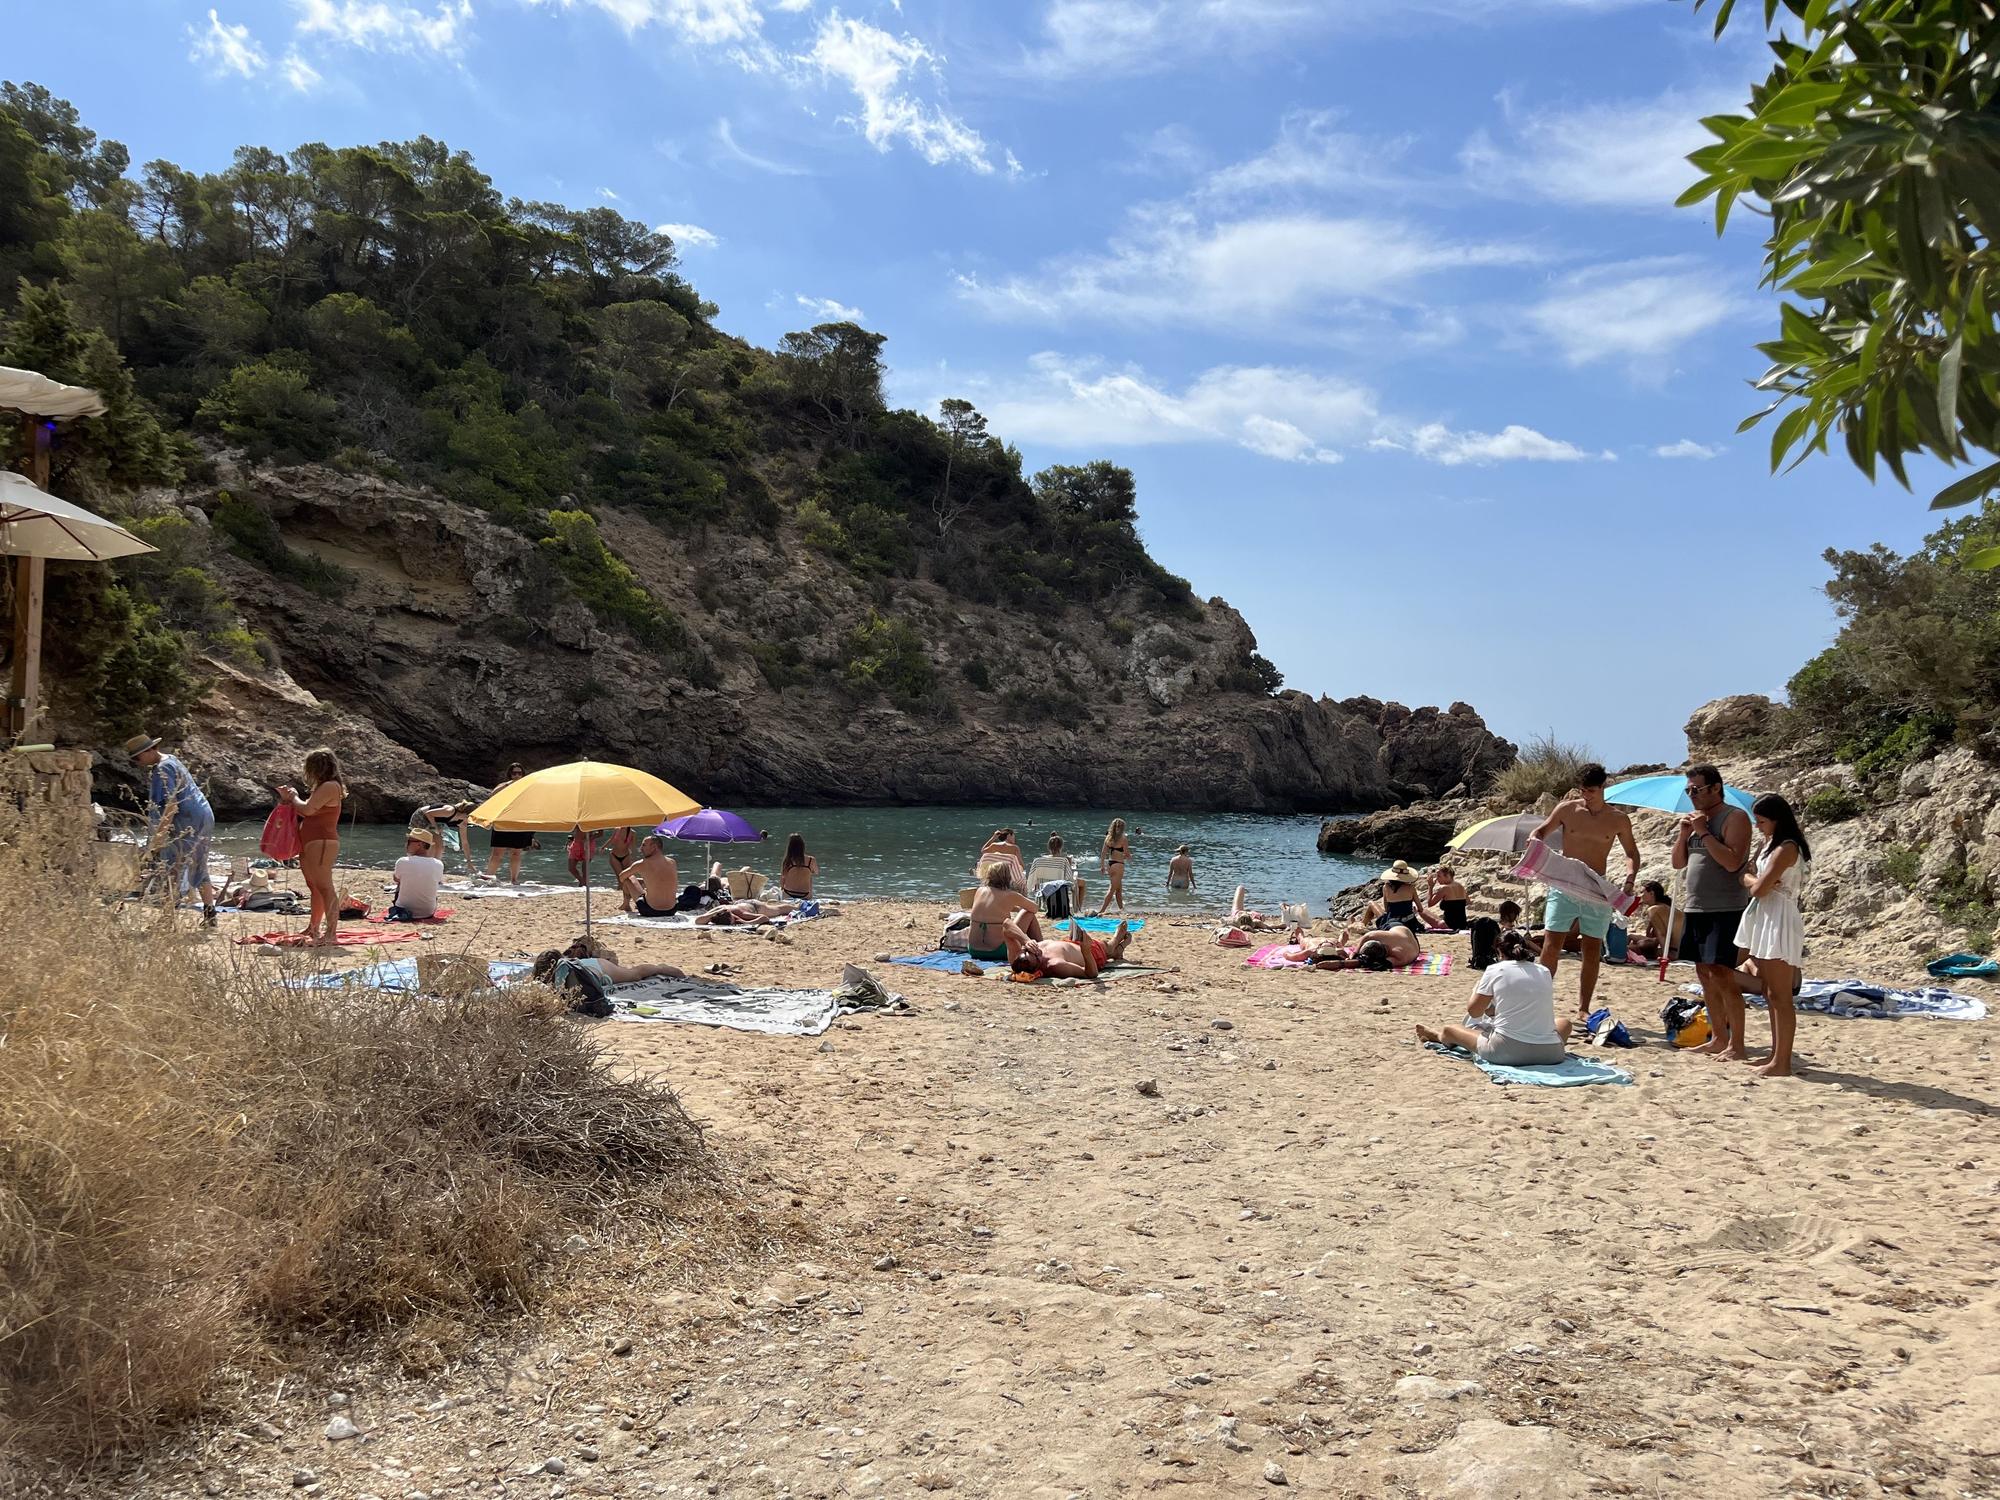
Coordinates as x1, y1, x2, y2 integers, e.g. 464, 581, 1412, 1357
1095, 818, 1130, 915
484, 761, 531, 883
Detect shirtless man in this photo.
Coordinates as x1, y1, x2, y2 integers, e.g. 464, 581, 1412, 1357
1530, 763, 1640, 1016
1002, 909, 1132, 978
617, 835, 680, 916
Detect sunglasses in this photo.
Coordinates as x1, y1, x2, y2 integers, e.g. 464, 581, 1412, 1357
1684, 783, 1717, 797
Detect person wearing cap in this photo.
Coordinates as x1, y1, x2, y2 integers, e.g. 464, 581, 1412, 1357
389, 826, 446, 921
123, 732, 218, 926
1357, 858, 1443, 937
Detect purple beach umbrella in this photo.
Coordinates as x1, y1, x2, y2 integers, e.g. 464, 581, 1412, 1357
655, 807, 768, 869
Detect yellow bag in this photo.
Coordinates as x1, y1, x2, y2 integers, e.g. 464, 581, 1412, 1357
1673, 1010, 1711, 1048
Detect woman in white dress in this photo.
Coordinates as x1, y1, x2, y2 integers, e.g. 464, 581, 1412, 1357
1736, 793, 1810, 1078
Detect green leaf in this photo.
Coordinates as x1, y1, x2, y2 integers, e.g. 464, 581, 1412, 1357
1769, 404, 1811, 471
1930, 458, 2000, 510
1711, 0, 1736, 38
1966, 545, 2000, 570
1938, 333, 1964, 435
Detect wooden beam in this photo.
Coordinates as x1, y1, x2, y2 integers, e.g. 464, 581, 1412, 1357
8, 417, 51, 739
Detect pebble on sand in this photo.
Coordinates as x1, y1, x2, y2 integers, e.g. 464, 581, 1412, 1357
1263, 1459, 1288, 1485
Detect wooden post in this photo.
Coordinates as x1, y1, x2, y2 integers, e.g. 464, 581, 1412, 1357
8, 416, 50, 740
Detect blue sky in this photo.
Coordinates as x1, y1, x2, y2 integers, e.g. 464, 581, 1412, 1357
18, 0, 1954, 766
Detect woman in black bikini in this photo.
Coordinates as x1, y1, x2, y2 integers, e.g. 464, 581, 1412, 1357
1095, 817, 1130, 916
483, 762, 533, 883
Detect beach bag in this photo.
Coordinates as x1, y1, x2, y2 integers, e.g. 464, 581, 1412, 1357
674, 883, 709, 913
1041, 880, 1072, 920
338, 895, 371, 920
1281, 902, 1310, 927
260, 803, 302, 863
1468, 917, 1500, 970
939, 913, 972, 952
1604, 922, 1630, 963
1660, 995, 1709, 1048
553, 959, 614, 1019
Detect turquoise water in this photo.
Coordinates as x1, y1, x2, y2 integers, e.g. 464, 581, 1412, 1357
211, 805, 1372, 912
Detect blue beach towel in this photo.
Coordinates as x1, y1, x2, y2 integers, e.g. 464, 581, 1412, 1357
1424, 1041, 1633, 1087
292, 958, 532, 991
1051, 916, 1145, 934
890, 950, 979, 973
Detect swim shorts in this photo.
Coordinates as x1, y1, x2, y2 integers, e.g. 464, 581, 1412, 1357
1542, 889, 1613, 942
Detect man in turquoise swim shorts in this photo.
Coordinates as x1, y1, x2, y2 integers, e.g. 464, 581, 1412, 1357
1530, 763, 1640, 1018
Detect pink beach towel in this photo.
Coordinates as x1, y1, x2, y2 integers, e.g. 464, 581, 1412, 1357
1512, 838, 1643, 919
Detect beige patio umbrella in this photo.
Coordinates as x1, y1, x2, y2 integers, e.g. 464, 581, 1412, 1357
0, 472, 154, 561
0, 366, 129, 740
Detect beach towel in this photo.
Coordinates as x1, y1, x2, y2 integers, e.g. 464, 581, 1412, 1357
368, 908, 455, 924
1511, 839, 1643, 918
606, 975, 898, 1035
1927, 952, 1999, 980
1246, 944, 1452, 976
292, 958, 532, 991
1685, 979, 1988, 1021
1002, 960, 1167, 986
890, 950, 983, 973
237, 928, 419, 947
1033, 916, 1146, 935
1424, 1040, 1632, 1087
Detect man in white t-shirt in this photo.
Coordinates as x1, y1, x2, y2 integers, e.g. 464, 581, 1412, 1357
391, 829, 446, 920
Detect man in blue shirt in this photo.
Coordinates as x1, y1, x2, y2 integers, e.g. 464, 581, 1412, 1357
124, 732, 218, 925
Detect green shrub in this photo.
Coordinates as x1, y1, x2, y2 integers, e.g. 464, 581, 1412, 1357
1492, 732, 1597, 807
750, 640, 811, 691
196, 355, 338, 462
1803, 785, 1861, 824
537, 509, 689, 655
43, 570, 200, 737
1879, 843, 1922, 891
961, 659, 991, 691
840, 611, 935, 705
1107, 616, 1135, 645
1842, 715, 1951, 784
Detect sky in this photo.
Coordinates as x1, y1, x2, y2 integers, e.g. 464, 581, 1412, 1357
13, 0, 1958, 766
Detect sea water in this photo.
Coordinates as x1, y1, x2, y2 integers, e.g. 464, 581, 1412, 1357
209, 804, 1375, 913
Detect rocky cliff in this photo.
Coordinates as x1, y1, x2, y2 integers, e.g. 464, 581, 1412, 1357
87, 462, 1516, 819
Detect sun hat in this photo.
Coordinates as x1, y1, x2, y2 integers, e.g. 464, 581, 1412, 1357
123, 733, 161, 759
1378, 859, 1420, 885
406, 827, 437, 849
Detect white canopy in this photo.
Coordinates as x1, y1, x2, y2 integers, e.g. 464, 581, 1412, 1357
0, 471, 154, 560
0, 365, 107, 420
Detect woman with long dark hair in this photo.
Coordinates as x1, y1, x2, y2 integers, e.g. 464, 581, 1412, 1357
484, 761, 532, 884
1736, 793, 1810, 1077
780, 832, 818, 898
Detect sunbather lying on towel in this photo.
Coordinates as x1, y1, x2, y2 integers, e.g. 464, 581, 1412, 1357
693, 896, 801, 927
1227, 885, 1286, 930
1298, 922, 1423, 972
1002, 909, 1133, 979
532, 941, 684, 986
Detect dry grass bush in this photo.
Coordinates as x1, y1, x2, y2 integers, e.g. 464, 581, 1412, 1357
0, 794, 725, 1462
1490, 731, 1599, 809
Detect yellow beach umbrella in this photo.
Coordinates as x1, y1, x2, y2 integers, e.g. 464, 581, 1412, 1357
1446, 811, 1561, 855
469, 760, 699, 832
469, 761, 700, 933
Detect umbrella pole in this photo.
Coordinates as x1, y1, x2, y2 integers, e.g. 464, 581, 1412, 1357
7, 418, 48, 741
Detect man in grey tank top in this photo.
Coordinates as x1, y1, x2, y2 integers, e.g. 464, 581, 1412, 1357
1671, 763, 1753, 1059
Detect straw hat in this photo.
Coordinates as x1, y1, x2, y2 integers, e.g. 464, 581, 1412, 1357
406, 827, 437, 850
1378, 859, 1420, 886
122, 733, 161, 759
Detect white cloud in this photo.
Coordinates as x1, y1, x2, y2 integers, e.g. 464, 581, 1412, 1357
967, 353, 1373, 464
1021, 0, 1648, 79
292, 0, 474, 53
1380, 422, 1611, 466
657, 221, 720, 248
957, 206, 1534, 333
1655, 438, 1722, 459
189, 9, 268, 78
804, 12, 996, 173
524, 0, 764, 46
795, 293, 865, 321
714, 117, 811, 174
279, 49, 323, 89
1526, 259, 1746, 366
1201, 109, 1401, 201
598, 187, 622, 201
1460, 86, 1742, 210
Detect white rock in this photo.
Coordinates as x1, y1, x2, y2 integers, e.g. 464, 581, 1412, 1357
1396, 1375, 1482, 1401
323, 1416, 361, 1442
1262, 1459, 1288, 1485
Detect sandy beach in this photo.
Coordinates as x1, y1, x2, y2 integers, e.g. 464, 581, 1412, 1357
101, 870, 1999, 1500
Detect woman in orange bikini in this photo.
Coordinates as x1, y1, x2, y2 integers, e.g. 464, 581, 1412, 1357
279, 747, 345, 946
